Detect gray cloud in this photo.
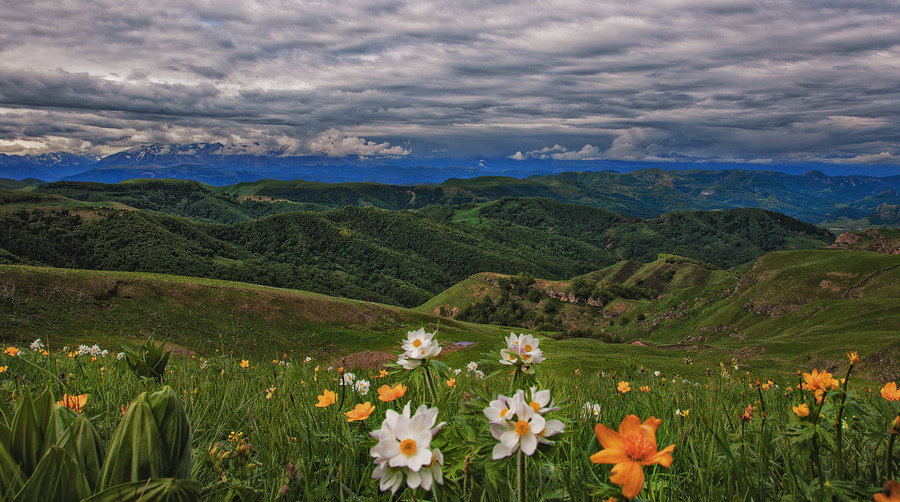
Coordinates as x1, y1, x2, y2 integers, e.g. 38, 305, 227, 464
0, 0, 898, 165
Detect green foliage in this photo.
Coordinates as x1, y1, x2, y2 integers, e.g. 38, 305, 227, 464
122, 339, 171, 381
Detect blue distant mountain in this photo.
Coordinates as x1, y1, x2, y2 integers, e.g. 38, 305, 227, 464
1, 142, 898, 185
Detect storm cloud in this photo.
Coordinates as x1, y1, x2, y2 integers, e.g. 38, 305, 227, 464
1, 0, 898, 165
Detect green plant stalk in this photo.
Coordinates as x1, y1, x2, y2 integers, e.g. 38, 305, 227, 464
422, 362, 439, 406
517, 447, 526, 502
888, 432, 897, 480
835, 362, 855, 480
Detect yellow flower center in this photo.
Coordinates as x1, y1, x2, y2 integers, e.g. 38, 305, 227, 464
530, 401, 541, 413
400, 438, 417, 455
500, 407, 509, 417
515, 419, 531, 436
413, 339, 422, 348
623, 432, 655, 461
524, 344, 532, 352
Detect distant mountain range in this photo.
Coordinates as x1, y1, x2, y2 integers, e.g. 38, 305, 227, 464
3, 142, 900, 186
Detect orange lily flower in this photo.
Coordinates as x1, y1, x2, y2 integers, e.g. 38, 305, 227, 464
875, 479, 900, 502
57, 394, 88, 413
446, 378, 456, 388
345, 402, 375, 422
881, 382, 900, 402
792, 403, 810, 418
377, 383, 407, 402
315, 389, 337, 408
590, 415, 675, 499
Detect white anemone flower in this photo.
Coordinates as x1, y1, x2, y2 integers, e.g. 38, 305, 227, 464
370, 402, 446, 494
355, 379, 371, 396
499, 332, 544, 367
397, 328, 441, 369
483, 392, 524, 424
526, 386, 559, 415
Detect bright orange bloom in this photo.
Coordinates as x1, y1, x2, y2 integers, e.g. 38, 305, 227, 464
345, 402, 375, 422
847, 351, 860, 365
315, 389, 337, 408
803, 369, 838, 403
57, 394, 88, 413
874, 479, 900, 502
617, 381, 631, 394
792, 403, 810, 418
590, 415, 675, 500
446, 378, 456, 387
3, 347, 19, 357
0, 366, 6, 373
881, 382, 900, 402
639, 386, 650, 393
240, 359, 249, 368
377, 383, 407, 402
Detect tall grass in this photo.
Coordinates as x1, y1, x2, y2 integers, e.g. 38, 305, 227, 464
1, 339, 897, 501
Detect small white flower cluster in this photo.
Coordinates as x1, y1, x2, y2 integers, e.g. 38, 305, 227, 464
483, 387, 564, 460
304, 356, 312, 363
473, 369, 485, 380
466, 361, 479, 372
397, 328, 441, 370
355, 379, 371, 396
29, 338, 44, 351
582, 402, 602, 418
452, 368, 462, 375
116, 352, 126, 360
76, 344, 108, 357
499, 333, 544, 373
341, 372, 357, 386
653, 370, 662, 378
370, 402, 445, 494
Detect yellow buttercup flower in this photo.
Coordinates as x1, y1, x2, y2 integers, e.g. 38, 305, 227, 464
590, 415, 675, 500
4, 347, 20, 357
240, 359, 249, 368
0, 366, 7, 373
792, 403, 810, 418
617, 381, 631, 394
639, 385, 650, 393
316, 389, 337, 408
377, 383, 407, 402
881, 382, 900, 402
57, 394, 88, 413
345, 402, 375, 422
847, 351, 860, 365
446, 378, 456, 387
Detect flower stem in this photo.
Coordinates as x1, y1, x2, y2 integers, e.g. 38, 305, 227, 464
888, 432, 897, 480
423, 363, 439, 405
835, 363, 855, 479
517, 447, 526, 502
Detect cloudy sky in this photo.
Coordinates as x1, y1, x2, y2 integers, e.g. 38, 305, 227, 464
1, 0, 899, 167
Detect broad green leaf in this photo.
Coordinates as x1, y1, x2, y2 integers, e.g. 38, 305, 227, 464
84, 478, 201, 502
0, 442, 26, 501
8, 388, 42, 477
12, 446, 90, 502
97, 387, 191, 490
57, 414, 104, 491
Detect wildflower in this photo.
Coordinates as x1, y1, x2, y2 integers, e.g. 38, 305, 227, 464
341, 372, 357, 386
892, 415, 900, 435
590, 415, 675, 500
652, 371, 661, 378
116, 352, 125, 360
266, 386, 276, 399
315, 389, 337, 408
397, 328, 442, 370
446, 378, 455, 388
639, 386, 650, 393
526, 386, 558, 415
874, 480, 900, 502
305, 356, 313, 363
485, 389, 564, 460
792, 403, 810, 418
355, 379, 371, 396
3, 347, 19, 357
675, 409, 690, 418
370, 402, 445, 494
467, 361, 479, 372
881, 382, 900, 402
499, 332, 545, 371
762, 380, 774, 391
240, 359, 249, 368
583, 402, 602, 418
30, 339, 44, 351
378, 383, 407, 402
453, 368, 462, 375
40, 350, 50, 356
0, 366, 7, 373
346, 402, 375, 422
847, 351, 860, 365
803, 369, 838, 401
474, 369, 485, 380
618, 381, 631, 394
379, 369, 389, 378
740, 404, 753, 422
57, 393, 88, 413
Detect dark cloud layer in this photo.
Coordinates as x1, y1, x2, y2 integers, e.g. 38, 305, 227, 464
1, 0, 898, 165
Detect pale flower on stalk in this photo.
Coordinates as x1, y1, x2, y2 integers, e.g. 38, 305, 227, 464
484, 392, 523, 424
499, 332, 544, 371
397, 328, 441, 370
486, 389, 564, 460
370, 401, 446, 494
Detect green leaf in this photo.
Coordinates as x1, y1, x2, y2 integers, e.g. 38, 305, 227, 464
0, 442, 26, 501
8, 388, 42, 477
97, 386, 192, 490
57, 414, 104, 491
84, 478, 201, 502
12, 446, 91, 502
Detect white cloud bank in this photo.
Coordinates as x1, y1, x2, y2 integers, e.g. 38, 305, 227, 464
308, 129, 411, 158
